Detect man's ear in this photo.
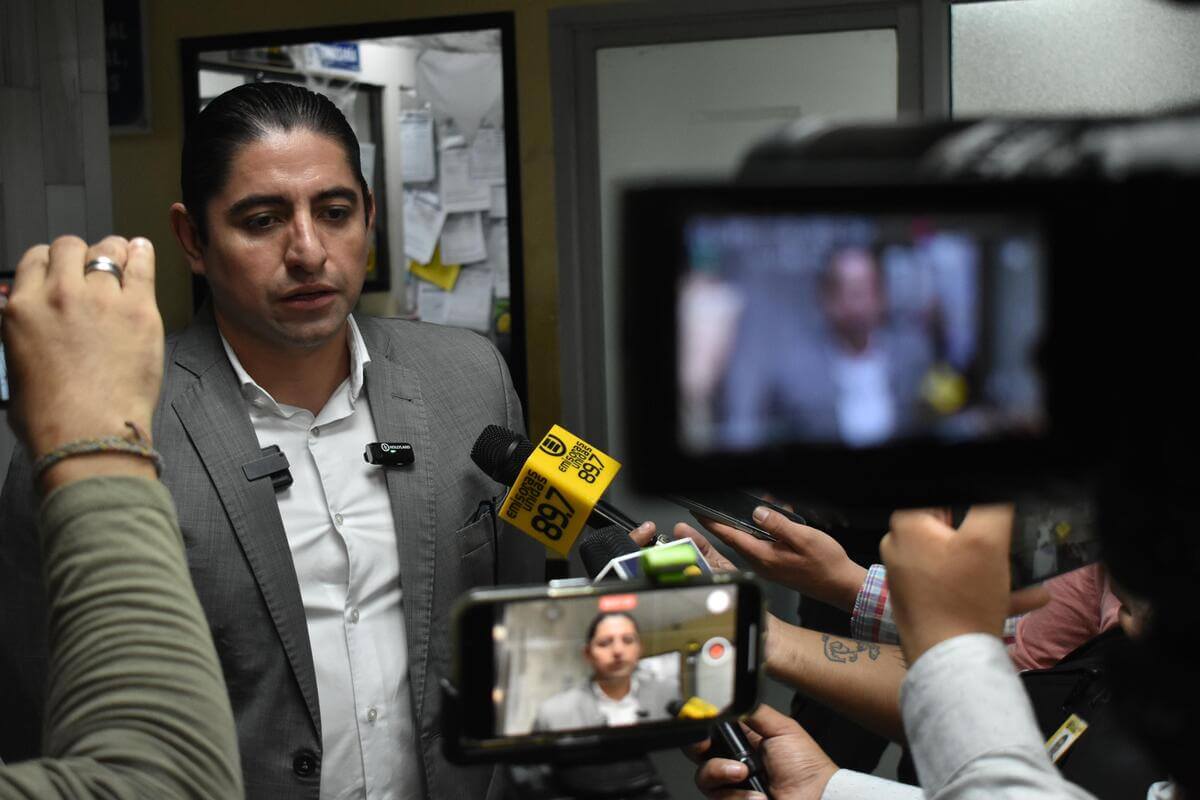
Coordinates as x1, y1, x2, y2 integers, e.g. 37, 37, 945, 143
169, 202, 207, 276
365, 189, 377, 235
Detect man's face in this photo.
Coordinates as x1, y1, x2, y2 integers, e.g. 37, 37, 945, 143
585, 616, 642, 681
190, 129, 372, 355
823, 249, 885, 350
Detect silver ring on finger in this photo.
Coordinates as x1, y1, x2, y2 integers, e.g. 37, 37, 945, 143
84, 256, 125, 286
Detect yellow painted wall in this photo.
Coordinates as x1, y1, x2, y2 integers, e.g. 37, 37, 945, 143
112, 0, 603, 436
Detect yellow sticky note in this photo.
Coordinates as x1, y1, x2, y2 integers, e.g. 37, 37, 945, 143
498, 425, 622, 557
409, 246, 460, 291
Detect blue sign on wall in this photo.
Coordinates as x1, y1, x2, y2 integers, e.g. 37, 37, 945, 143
316, 42, 361, 72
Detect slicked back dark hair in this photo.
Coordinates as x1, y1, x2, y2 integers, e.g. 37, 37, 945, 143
181, 81, 371, 242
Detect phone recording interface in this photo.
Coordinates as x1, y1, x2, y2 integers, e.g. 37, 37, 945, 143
493, 585, 738, 737
679, 213, 1046, 453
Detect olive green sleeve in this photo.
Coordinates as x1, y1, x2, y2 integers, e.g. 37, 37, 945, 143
0, 476, 242, 799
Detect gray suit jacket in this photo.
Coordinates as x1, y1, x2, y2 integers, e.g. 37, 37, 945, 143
0, 308, 544, 798
530, 675, 680, 732
722, 314, 934, 448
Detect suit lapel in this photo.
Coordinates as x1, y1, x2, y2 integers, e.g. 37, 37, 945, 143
169, 310, 322, 734
357, 316, 439, 722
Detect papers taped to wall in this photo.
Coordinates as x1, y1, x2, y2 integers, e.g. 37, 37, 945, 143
400, 110, 436, 183
440, 212, 487, 265
402, 191, 446, 265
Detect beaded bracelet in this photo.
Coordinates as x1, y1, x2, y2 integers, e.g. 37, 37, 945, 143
32, 421, 164, 479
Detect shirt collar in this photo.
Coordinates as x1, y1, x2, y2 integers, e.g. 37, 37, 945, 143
218, 316, 372, 413
591, 675, 640, 704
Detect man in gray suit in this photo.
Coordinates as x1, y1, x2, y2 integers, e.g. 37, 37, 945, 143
531, 673, 680, 732
0, 82, 541, 798
721, 246, 933, 450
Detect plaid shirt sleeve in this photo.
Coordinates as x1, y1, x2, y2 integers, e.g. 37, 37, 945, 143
850, 563, 1023, 646
851, 563, 898, 643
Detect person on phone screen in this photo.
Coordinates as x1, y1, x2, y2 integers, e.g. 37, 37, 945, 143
532, 612, 679, 732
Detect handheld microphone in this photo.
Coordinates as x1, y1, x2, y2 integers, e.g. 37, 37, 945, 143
470, 425, 641, 532
579, 525, 641, 579
707, 720, 770, 796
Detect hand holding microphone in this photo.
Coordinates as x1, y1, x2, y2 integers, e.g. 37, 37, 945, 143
692, 705, 838, 800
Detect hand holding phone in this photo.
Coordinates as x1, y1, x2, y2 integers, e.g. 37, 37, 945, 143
445, 575, 764, 764
677, 493, 869, 612
881, 506, 1014, 665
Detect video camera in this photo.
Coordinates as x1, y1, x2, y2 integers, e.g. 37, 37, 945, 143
620, 113, 1200, 508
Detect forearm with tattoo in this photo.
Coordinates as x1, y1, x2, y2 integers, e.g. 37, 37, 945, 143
822, 634, 908, 667
766, 616, 910, 743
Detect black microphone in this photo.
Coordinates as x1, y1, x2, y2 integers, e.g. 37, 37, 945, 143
664, 700, 768, 795
578, 525, 641, 580
470, 425, 642, 532
707, 720, 770, 796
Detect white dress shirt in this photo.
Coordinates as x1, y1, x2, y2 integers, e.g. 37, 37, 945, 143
221, 319, 421, 800
590, 678, 642, 727
831, 345, 896, 447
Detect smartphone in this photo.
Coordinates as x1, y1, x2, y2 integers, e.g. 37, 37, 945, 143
1009, 497, 1100, 589
443, 574, 764, 764
667, 490, 828, 542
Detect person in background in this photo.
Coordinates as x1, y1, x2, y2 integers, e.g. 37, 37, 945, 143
0, 235, 242, 798
691, 505, 1187, 799
532, 612, 679, 732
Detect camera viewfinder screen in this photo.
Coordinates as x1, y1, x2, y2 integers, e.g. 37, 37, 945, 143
494, 585, 738, 736
679, 213, 1046, 452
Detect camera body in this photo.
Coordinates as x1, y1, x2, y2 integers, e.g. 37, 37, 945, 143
619, 114, 1200, 508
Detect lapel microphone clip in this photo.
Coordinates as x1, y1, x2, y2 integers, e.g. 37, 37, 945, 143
243, 445, 293, 491
364, 441, 415, 467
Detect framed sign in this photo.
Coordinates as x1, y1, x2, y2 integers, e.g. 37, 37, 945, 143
104, 0, 152, 133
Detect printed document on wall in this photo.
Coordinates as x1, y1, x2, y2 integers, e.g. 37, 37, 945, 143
488, 220, 510, 299
445, 264, 494, 333
489, 184, 507, 219
440, 212, 487, 265
400, 110, 436, 183
439, 146, 492, 212
469, 126, 506, 184
417, 281, 449, 325
403, 191, 446, 265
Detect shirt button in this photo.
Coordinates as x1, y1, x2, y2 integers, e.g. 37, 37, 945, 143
311, 426, 320, 437
334, 513, 344, 526
366, 706, 378, 723
348, 607, 360, 624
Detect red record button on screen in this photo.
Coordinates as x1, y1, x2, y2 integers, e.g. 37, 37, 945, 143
598, 593, 638, 612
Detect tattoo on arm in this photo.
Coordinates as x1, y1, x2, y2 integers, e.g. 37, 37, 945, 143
821, 634, 881, 663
